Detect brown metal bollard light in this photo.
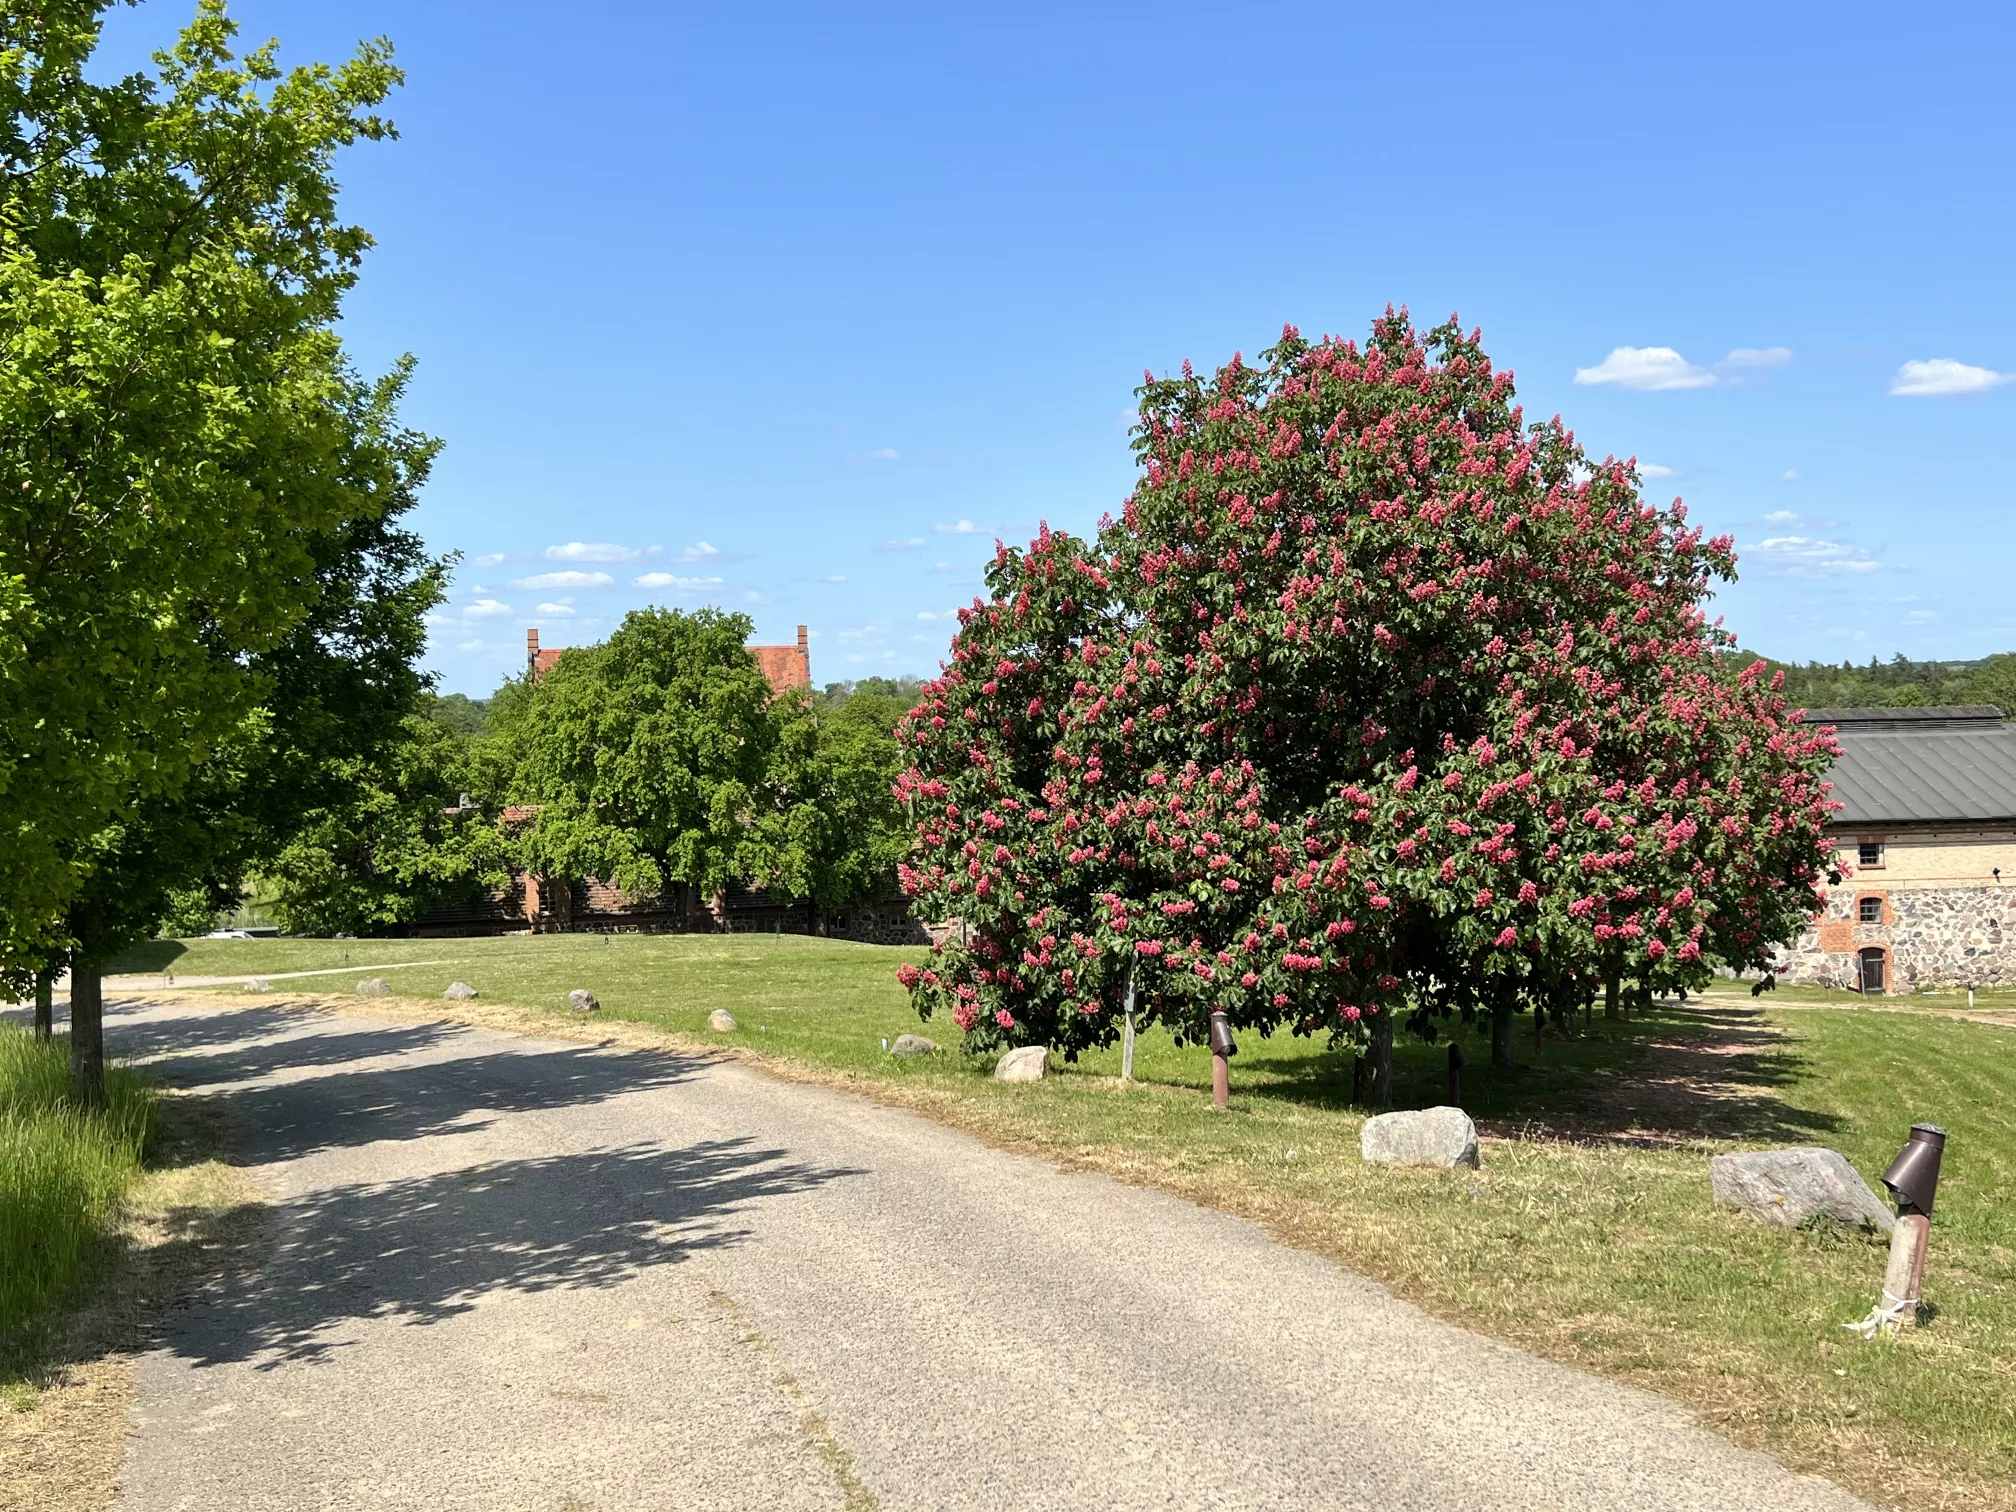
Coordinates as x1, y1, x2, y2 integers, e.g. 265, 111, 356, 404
1447, 1042, 1465, 1107
1207, 1010, 1236, 1110
1847, 1123, 1947, 1338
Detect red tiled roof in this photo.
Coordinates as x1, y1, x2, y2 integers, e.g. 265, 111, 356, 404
751, 644, 810, 691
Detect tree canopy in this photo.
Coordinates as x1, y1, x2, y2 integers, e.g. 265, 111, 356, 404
0, 2, 440, 1097
895, 314, 1839, 1069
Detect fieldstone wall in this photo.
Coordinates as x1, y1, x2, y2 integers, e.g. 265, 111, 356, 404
1773, 883, 2016, 990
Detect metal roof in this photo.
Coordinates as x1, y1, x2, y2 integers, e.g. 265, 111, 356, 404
1804, 706, 2004, 732
1799, 709, 2016, 826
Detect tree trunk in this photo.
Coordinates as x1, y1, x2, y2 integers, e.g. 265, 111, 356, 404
1603, 973, 1620, 1021
1490, 1000, 1516, 1071
69, 959, 104, 1107
1582, 980, 1595, 1034
1368, 1009, 1394, 1109
33, 967, 55, 1041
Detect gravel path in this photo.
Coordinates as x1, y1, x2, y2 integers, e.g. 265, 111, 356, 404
105, 995, 1870, 1512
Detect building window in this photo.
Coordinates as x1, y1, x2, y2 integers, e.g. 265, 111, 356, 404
1857, 840, 1884, 868
1858, 895, 1882, 924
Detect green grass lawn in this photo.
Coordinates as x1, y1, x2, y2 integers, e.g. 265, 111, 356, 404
116, 932, 2016, 1509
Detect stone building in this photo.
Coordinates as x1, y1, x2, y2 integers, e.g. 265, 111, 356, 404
1773, 706, 2016, 993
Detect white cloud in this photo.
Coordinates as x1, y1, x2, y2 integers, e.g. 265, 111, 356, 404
471, 553, 506, 568
827, 574, 846, 583
1761, 509, 1801, 525
879, 537, 926, 551
463, 598, 514, 618
669, 541, 723, 562
534, 601, 577, 617
1575, 347, 1717, 391
511, 570, 614, 590
1906, 610, 1938, 621
458, 638, 505, 652
1745, 536, 1880, 577
1575, 344, 1794, 391
935, 519, 991, 535
1889, 358, 2010, 397
633, 572, 725, 590
856, 447, 900, 462
545, 542, 638, 563
1637, 462, 1677, 479
1780, 469, 1800, 482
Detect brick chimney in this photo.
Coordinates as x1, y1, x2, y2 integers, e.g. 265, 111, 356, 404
526, 627, 540, 677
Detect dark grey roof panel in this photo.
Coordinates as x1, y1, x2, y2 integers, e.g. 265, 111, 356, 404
1826, 726, 2016, 825
1804, 706, 2005, 731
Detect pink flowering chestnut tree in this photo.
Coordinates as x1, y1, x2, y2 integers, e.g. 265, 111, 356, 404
895, 311, 1837, 1091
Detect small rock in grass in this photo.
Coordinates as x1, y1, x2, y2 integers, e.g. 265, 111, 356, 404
707, 1009, 737, 1032
443, 982, 478, 1001
355, 978, 392, 997
569, 989, 600, 1014
242, 978, 271, 993
993, 1045, 1048, 1082
1709, 1148, 1893, 1232
890, 1033, 937, 1057
1360, 1106, 1479, 1170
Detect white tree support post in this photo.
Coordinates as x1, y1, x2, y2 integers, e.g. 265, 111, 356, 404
1845, 1213, 1931, 1338
1121, 965, 1137, 1081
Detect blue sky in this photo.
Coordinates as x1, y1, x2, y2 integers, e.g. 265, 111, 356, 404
102, 1, 2016, 694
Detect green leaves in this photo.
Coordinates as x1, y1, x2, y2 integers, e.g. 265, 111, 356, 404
0, 3, 438, 983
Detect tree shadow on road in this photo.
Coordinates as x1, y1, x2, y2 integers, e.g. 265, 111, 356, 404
163, 1136, 860, 1370
83, 997, 708, 1164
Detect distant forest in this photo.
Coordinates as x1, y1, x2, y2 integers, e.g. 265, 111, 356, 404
1732, 652, 2016, 714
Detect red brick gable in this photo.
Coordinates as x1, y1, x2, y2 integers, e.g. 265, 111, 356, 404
749, 625, 811, 693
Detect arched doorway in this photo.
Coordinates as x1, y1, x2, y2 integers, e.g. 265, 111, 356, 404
1857, 947, 1886, 995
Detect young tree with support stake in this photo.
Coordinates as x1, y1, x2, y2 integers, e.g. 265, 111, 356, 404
0, 2, 438, 1101
895, 312, 1837, 1097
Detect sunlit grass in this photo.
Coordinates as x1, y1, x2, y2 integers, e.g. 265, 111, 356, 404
0, 1028, 152, 1365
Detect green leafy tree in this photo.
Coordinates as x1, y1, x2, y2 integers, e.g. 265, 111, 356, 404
504, 609, 787, 913
261, 714, 512, 936
502, 608, 911, 921
0, 3, 436, 1097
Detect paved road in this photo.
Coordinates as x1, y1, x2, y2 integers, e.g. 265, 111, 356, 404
92, 996, 1867, 1512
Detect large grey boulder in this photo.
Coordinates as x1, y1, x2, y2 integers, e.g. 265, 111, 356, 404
1360, 1106, 1480, 1170
1709, 1148, 1894, 1232
993, 1045, 1049, 1083
443, 982, 478, 1001
355, 977, 392, 997
569, 988, 600, 1014
890, 1033, 937, 1057
706, 1009, 738, 1032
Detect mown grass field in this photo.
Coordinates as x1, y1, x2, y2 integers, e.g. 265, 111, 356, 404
115, 934, 2016, 1510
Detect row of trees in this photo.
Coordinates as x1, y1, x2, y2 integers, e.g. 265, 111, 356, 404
894, 314, 1841, 1094
1751, 652, 2016, 713
249, 613, 914, 938
0, 3, 448, 1101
